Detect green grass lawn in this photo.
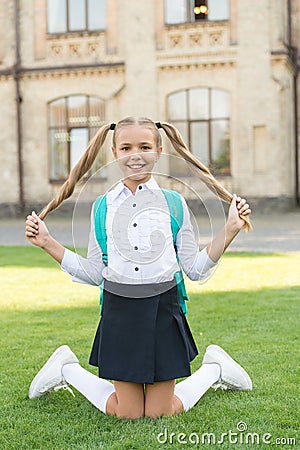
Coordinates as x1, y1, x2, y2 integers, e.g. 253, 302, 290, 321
0, 247, 299, 450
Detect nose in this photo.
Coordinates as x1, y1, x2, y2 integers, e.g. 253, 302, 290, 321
129, 150, 143, 160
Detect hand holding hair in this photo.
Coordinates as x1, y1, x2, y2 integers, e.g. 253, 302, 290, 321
25, 211, 49, 247
227, 194, 252, 232
25, 211, 65, 263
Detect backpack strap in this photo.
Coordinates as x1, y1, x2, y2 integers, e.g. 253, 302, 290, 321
93, 195, 108, 315
161, 189, 189, 315
93, 195, 108, 265
160, 188, 183, 247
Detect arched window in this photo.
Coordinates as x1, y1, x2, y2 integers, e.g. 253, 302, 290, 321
165, 0, 229, 25
47, 0, 106, 34
48, 95, 106, 181
167, 88, 230, 176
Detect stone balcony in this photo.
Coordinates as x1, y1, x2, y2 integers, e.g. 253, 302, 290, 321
157, 22, 237, 69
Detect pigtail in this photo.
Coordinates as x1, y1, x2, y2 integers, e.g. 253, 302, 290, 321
160, 121, 252, 231
39, 123, 111, 220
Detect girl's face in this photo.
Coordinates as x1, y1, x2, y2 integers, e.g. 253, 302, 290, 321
112, 125, 162, 191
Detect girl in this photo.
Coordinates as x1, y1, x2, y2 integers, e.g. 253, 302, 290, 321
25, 117, 252, 419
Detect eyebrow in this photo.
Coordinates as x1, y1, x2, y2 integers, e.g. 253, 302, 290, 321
119, 141, 153, 146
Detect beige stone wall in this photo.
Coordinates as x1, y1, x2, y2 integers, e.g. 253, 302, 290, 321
234, 0, 295, 198
0, 79, 19, 203
0, 0, 15, 67
0, 0, 299, 211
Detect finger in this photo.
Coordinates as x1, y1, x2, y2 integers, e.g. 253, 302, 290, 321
27, 213, 38, 225
26, 220, 39, 230
26, 219, 39, 229
32, 211, 41, 223
239, 208, 251, 216
26, 227, 38, 236
26, 230, 38, 238
237, 198, 247, 209
238, 203, 250, 212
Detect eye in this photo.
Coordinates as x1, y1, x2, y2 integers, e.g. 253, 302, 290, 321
141, 145, 151, 151
121, 146, 130, 151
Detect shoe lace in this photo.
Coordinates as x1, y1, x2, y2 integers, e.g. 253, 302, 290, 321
212, 381, 228, 391
53, 382, 75, 397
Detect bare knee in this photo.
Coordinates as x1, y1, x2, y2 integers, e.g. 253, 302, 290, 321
145, 380, 183, 418
145, 394, 183, 418
116, 405, 145, 419
116, 395, 145, 419
106, 383, 145, 419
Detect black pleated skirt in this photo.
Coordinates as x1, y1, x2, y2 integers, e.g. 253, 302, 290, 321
89, 280, 198, 384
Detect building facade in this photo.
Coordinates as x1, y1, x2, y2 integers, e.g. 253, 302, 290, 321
0, 0, 299, 214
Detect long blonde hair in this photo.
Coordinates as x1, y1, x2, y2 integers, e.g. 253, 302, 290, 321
39, 116, 251, 231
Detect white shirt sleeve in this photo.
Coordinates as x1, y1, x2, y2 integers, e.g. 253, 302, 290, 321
176, 195, 218, 281
60, 204, 105, 286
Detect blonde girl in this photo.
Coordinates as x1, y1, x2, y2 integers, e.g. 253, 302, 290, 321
26, 117, 252, 419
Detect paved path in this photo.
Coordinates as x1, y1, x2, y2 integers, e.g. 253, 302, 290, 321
1, 209, 299, 252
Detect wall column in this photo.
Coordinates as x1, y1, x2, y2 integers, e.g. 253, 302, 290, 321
34, 0, 47, 60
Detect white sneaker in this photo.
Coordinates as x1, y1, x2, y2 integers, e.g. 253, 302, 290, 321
28, 345, 79, 399
202, 344, 252, 391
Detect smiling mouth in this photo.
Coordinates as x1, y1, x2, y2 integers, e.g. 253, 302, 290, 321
127, 164, 146, 170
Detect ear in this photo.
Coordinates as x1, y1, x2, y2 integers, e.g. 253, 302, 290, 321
156, 146, 162, 161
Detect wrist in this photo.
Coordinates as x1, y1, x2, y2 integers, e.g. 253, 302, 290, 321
40, 233, 53, 250
225, 220, 241, 239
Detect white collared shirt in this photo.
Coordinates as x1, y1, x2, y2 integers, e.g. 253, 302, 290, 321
61, 177, 218, 285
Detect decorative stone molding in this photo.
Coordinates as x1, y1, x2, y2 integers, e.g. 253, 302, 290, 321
51, 45, 63, 57
160, 22, 231, 57
157, 20, 236, 73
20, 64, 125, 81
157, 60, 236, 72
69, 43, 81, 57
45, 34, 108, 62
189, 33, 203, 46
88, 42, 100, 55
209, 31, 223, 46
169, 34, 183, 48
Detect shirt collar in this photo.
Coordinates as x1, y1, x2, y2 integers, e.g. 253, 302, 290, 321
109, 176, 161, 203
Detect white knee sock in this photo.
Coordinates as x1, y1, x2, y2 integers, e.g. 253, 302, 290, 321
174, 363, 220, 411
62, 363, 115, 414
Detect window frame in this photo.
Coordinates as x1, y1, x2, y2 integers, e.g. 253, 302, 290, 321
48, 94, 106, 182
167, 87, 231, 176
47, 0, 106, 35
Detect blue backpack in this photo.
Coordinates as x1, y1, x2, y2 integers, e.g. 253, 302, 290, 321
93, 188, 189, 315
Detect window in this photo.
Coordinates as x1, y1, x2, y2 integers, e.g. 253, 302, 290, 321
167, 88, 230, 176
165, 0, 229, 24
47, 0, 106, 34
48, 95, 106, 180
